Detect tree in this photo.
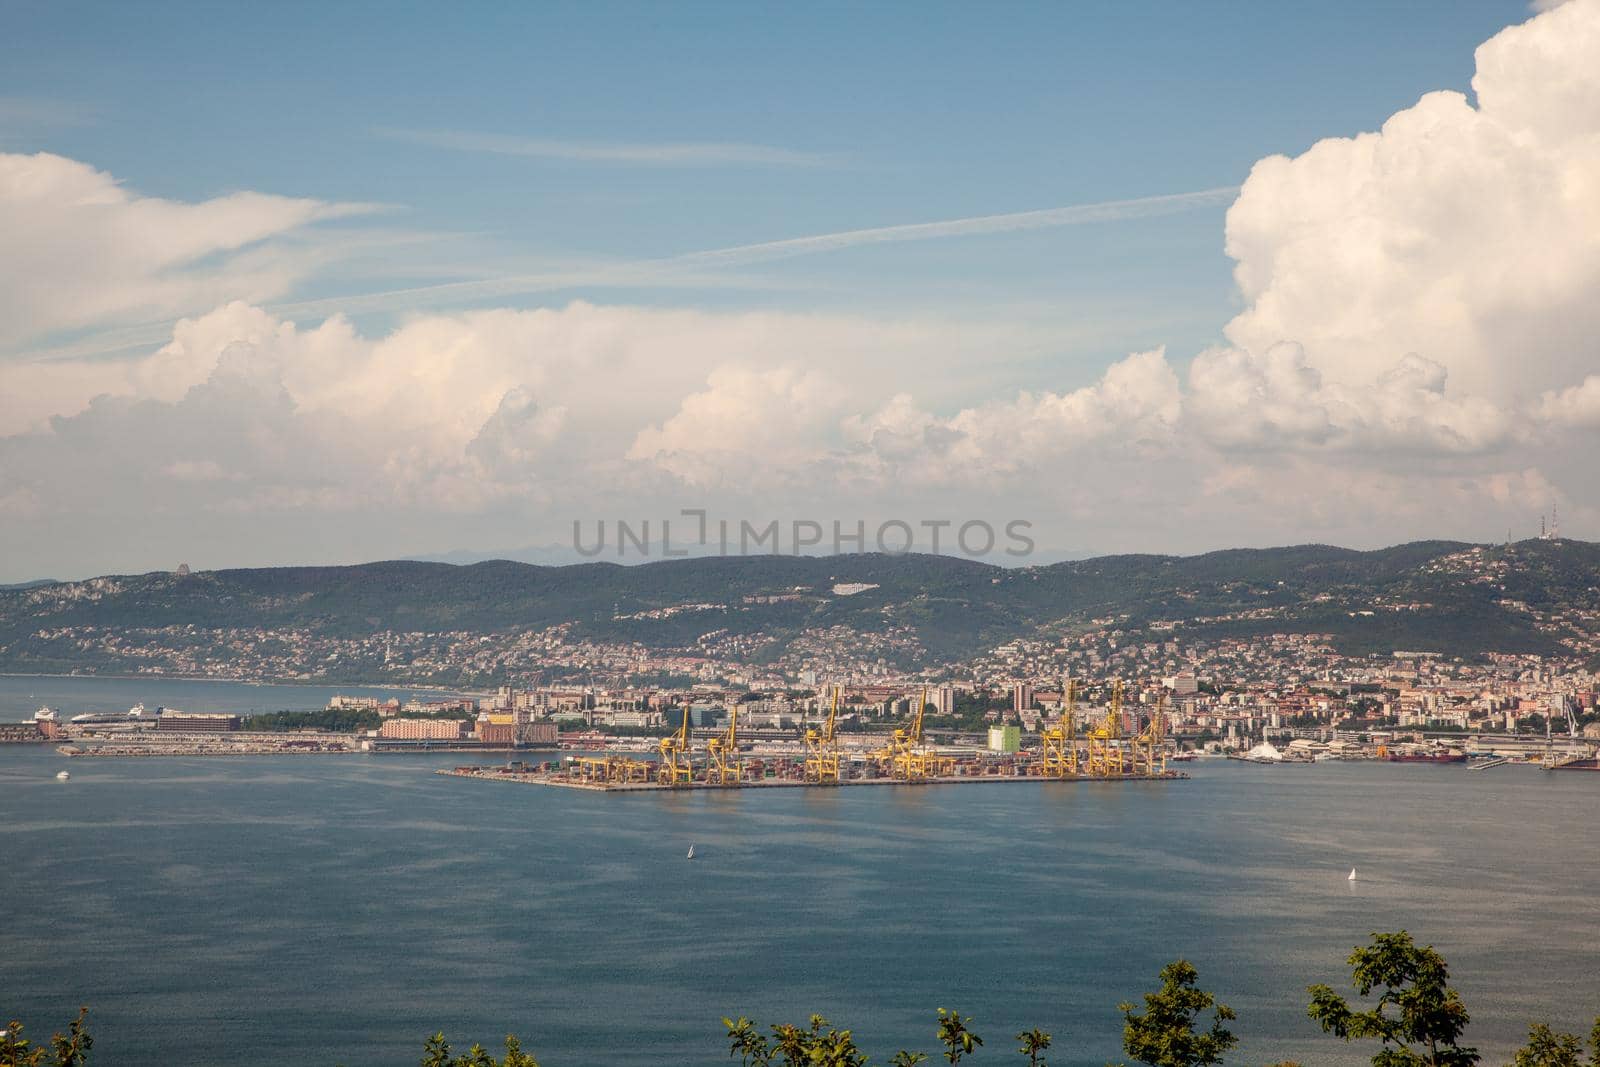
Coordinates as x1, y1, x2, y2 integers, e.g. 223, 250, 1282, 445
1506, 1018, 1600, 1067
721, 1014, 868, 1067
1016, 1027, 1052, 1067
1119, 960, 1238, 1067
418, 1031, 539, 1067
1306, 931, 1478, 1067
1, 1009, 92, 1067
936, 1008, 983, 1064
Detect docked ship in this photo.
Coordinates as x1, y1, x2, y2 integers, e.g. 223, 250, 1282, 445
1549, 756, 1600, 772
1379, 744, 1467, 764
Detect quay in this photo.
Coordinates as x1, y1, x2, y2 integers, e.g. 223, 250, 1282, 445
437, 763, 1187, 792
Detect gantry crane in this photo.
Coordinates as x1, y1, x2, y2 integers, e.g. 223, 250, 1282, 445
1129, 690, 1168, 776
657, 706, 694, 785
1039, 678, 1080, 777
571, 754, 653, 784
875, 688, 953, 781
804, 687, 843, 783
1085, 680, 1126, 778
705, 705, 742, 785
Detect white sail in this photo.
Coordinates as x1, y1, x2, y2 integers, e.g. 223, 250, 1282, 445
1348, 867, 1357, 880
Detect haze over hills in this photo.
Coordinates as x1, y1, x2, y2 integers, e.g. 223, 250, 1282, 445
4, 539, 1599, 683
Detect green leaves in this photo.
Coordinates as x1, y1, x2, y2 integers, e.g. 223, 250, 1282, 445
0, 1008, 91, 1067
415, 1032, 539, 1067
1305, 931, 1477, 1067
1015, 1027, 1052, 1067
1120, 961, 1237, 1067
936, 1009, 983, 1064
723, 1014, 867, 1067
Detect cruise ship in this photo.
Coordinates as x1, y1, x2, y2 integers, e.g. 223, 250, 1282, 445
69, 703, 160, 725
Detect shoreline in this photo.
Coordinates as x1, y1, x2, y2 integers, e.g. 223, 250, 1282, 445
0, 671, 491, 697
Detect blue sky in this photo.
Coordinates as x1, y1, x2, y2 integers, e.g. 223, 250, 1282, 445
4, 0, 1597, 579
2, 0, 1524, 358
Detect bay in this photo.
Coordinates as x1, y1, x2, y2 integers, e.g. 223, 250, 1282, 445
2, 686, 1598, 1066
0, 674, 474, 720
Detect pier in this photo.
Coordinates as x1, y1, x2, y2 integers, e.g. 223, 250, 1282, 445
438, 762, 1187, 792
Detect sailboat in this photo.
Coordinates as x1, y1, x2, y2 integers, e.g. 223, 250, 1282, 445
686, 843, 696, 860
1347, 867, 1357, 881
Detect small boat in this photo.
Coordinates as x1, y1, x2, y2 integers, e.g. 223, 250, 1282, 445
1347, 867, 1357, 881
56, 770, 70, 781
686, 844, 696, 860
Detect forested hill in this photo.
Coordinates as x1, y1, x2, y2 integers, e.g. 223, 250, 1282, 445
3, 539, 1599, 672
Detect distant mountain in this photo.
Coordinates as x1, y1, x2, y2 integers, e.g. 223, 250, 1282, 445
0, 579, 59, 591
3, 539, 1598, 676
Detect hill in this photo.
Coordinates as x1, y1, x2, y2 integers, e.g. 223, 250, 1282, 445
2, 539, 1598, 682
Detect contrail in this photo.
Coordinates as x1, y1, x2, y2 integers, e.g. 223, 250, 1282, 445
16, 185, 1238, 363
671, 186, 1240, 268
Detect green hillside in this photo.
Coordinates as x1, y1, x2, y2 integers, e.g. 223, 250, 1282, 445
2, 539, 1596, 677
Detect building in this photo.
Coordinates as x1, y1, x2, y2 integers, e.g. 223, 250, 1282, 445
1012, 682, 1034, 713
1167, 671, 1200, 696
378, 718, 466, 741
987, 724, 1021, 753
155, 712, 240, 732
930, 685, 956, 715
517, 721, 559, 746
477, 722, 516, 745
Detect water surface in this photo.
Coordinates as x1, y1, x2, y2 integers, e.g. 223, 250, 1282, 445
3, 705, 1597, 1065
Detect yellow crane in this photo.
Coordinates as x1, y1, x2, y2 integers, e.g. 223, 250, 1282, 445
571, 754, 654, 785
1085, 680, 1126, 778
1039, 678, 1080, 777
875, 688, 953, 781
705, 705, 742, 785
1130, 690, 1168, 776
657, 706, 694, 785
804, 687, 843, 783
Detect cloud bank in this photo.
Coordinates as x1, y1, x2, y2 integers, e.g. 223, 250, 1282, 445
4, 0, 1600, 575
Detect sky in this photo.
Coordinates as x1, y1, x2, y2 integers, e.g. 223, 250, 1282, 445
3, 0, 1599, 580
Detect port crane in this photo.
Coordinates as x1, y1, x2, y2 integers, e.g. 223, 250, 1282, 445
804, 687, 843, 783
1039, 678, 1080, 777
1084, 680, 1126, 778
1129, 689, 1168, 776
657, 706, 694, 785
705, 705, 742, 785
876, 687, 947, 780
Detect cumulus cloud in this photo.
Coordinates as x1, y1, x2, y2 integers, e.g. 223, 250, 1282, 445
835, 348, 1183, 486
1223, 0, 1600, 398
1185, 344, 1516, 454
9, 0, 1600, 575
0, 151, 371, 349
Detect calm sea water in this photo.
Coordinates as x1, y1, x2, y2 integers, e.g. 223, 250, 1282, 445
2, 679, 1599, 1066
0, 674, 473, 719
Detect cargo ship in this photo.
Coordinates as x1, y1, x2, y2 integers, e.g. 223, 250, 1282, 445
1378, 744, 1467, 764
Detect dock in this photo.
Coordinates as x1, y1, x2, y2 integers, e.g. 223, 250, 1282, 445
437, 764, 1187, 792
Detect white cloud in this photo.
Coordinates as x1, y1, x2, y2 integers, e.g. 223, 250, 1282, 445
0, 151, 372, 350
1222, 0, 1600, 399
1185, 344, 1517, 454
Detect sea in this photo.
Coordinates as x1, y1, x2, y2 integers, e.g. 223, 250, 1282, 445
2, 676, 1598, 1067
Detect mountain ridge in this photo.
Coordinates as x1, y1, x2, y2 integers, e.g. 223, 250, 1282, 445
3, 539, 1597, 680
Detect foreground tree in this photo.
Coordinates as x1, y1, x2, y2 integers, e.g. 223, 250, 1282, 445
1119, 960, 1238, 1067
723, 1014, 869, 1067
0, 1009, 92, 1067
418, 1031, 539, 1067
1306, 931, 1478, 1066
1015, 1027, 1052, 1067
1506, 1018, 1600, 1067
935, 1009, 983, 1064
